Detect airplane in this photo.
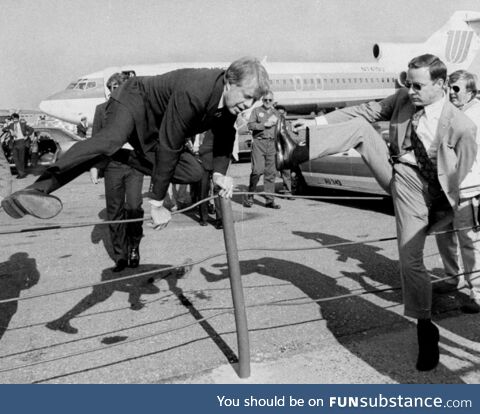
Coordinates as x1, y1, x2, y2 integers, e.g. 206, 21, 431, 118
39, 10, 480, 127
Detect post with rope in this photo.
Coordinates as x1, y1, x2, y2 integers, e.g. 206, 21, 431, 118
219, 196, 250, 378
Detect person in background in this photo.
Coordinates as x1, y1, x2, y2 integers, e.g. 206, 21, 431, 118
243, 91, 281, 209
434, 69, 480, 313
275, 105, 293, 199
89, 73, 144, 273
76, 116, 88, 139
6, 113, 34, 179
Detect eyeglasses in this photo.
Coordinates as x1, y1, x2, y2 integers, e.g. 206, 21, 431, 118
450, 85, 462, 93
263, 99, 273, 102
404, 80, 432, 91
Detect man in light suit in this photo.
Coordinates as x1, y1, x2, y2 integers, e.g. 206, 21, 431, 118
279, 54, 477, 371
2, 57, 270, 228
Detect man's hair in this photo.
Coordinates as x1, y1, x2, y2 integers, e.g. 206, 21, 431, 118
408, 54, 447, 82
11, 113, 19, 120
106, 72, 126, 91
449, 69, 478, 96
225, 56, 270, 100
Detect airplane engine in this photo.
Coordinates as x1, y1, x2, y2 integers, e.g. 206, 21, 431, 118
396, 71, 407, 88
372, 42, 425, 63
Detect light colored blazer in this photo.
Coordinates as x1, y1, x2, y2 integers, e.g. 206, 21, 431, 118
325, 88, 477, 208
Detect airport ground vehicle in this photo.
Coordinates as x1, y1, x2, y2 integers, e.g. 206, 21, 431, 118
291, 121, 390, 196
1, 126, 83, 172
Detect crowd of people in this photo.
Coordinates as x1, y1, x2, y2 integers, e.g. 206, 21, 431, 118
1, 54, 479, 373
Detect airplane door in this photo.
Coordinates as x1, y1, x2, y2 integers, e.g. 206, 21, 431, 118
294, 76, 303, 91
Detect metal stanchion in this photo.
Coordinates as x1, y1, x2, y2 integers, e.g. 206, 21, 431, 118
219, 197, 250, 378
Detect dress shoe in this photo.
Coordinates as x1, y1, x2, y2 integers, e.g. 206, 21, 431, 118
46, 319, 78, 334
416, 321, 440, 371
214, 219, 223, 230
16, 173, 27, 179
275, 116, 299, 171
265, 201, 281, 209
113, 259, 128, 273
1, 188, 63, 219
128, 247, 140, 268
199, 219, 208, 226
243, 197, 254, 208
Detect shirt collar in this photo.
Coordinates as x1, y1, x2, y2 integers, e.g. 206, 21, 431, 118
424, 93, 446, 120
218, 88, 226, 110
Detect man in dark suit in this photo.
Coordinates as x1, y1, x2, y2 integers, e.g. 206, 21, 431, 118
89, 73, 144, 272
76, 116, 88, 139
6, 113, 34, 178
2, 57, 270, 228
278, 54, 477, 371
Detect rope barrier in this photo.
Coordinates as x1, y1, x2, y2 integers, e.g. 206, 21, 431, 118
0, 189, 478, 379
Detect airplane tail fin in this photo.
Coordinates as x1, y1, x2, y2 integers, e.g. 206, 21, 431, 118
374, 11, 480, 72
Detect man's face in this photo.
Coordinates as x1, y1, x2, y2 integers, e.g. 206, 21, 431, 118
110, 80, 120, 91
406, 67, 444, 107
262, 94, 274, 109
449, 78, 473, 108
223, 81, 256, 115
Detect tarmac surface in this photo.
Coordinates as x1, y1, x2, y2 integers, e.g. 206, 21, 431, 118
0, 161, 479, 384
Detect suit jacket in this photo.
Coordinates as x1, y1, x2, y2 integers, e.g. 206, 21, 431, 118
7, 121, 33, 138
325, 88, 477, 208
108, 68, 236, 199
76, 122, 88, 138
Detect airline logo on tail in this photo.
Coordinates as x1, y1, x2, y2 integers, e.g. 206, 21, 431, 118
445, 30, 474, 63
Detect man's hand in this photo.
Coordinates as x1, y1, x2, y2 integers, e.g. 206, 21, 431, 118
213, 173, 234, 198
90, 167, 99, 184
149, 203, 171, 230
292, 118, 316, 132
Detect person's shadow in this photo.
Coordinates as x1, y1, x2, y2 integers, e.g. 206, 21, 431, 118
0, 253, 40, 341
45, 264, 164, 335
200, 231, 470, 382
91, 209, 116, 262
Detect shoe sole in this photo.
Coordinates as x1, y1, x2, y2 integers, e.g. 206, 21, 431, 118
3, 192, 63, 219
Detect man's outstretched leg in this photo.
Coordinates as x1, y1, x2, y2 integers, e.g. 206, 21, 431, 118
1, 102, 135, 219
276, 117, 393, 193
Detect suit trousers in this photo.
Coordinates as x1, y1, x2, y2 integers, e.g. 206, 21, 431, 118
309, 117, 448, 319
104, 160, 144, 262
28, 100, 203, 195
12, 139, 26, 176
435, 197, 480, 300
248, 138, 277, 202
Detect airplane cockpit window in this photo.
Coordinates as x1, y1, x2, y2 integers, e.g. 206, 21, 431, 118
87, 81, 96, 88
77, 82, 87, 90
121, 70, 136, 78
66, 81, 76, 89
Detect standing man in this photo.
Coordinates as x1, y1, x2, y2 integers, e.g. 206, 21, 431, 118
6, 113, 34, 179
2, 57, 270, 227
434, 69, 480, 312
90, 73, 144, 273
278, 54, 477, 371
243, 91, 281, 209
76, 116, 88, 139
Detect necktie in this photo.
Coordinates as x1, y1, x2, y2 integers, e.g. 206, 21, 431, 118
409, 109, 438, 184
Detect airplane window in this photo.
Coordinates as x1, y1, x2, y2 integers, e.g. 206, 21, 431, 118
76, 82, 86, 90
86, 81, 96, 89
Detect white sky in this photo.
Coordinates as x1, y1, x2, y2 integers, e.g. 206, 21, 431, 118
1, 0, 480, 109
